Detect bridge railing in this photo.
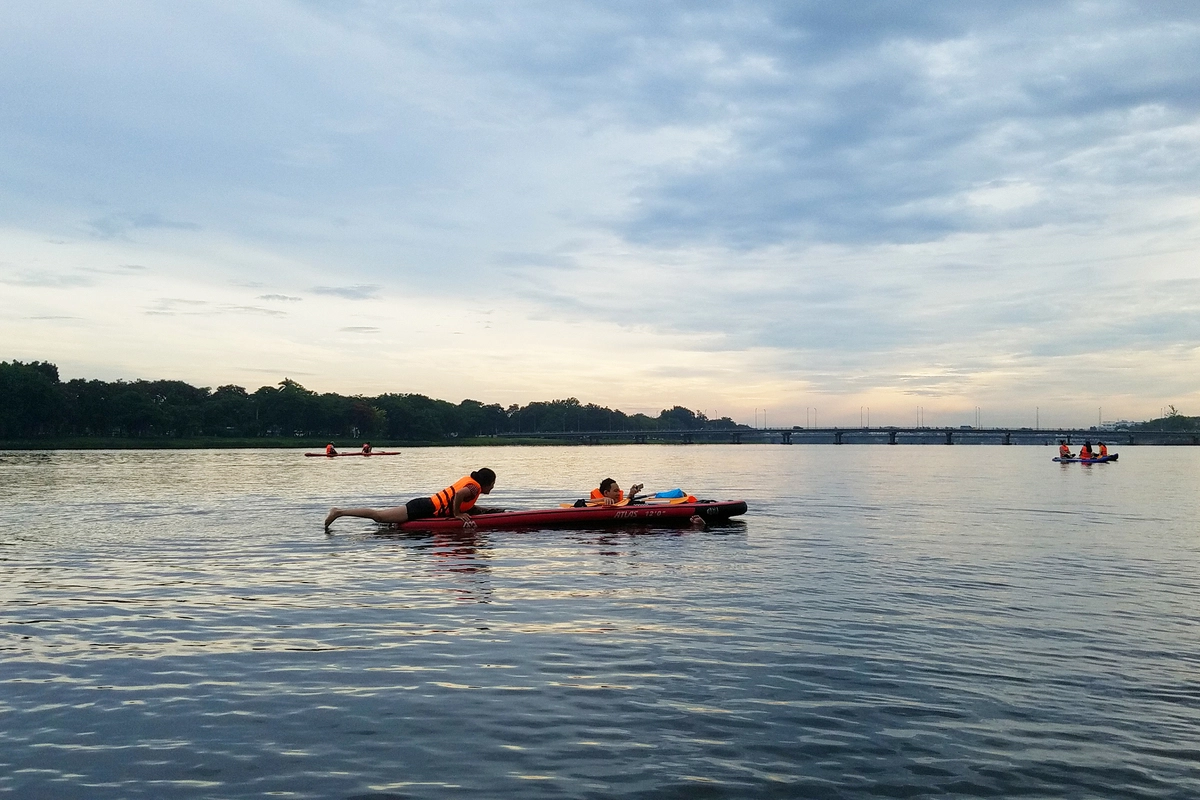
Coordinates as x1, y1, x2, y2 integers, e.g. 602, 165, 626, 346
491, 427, 1198, 445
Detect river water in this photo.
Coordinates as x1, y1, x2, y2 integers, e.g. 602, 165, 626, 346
2, 445, 1198, 798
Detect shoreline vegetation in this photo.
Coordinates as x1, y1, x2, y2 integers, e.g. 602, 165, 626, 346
1, 359, 745, 447
3, 361, 1195, 450
0, 436, 571, 450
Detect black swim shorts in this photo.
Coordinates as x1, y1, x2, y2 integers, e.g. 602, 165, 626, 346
405, 496, 436, 520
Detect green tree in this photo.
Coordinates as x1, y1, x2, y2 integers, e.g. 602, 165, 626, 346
205, 385, 254, 435
0, 360, 64, 437
658, 406, 705, 430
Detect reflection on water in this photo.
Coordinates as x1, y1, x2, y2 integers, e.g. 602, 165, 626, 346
2, 445, 1199, 799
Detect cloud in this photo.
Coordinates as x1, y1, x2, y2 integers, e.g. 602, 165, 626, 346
1, 1, 1199, 424
607, 3, 1200, 247
143, 298, 286, 317
224, 305, 287, 316
311, 284, 381, 300
0, 270, 93, 288
87, 212, 201, 240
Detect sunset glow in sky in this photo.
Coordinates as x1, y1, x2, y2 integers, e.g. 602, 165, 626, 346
3, 1, 1199, 427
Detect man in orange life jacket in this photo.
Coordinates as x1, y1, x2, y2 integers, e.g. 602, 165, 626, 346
589, 478, 644, 505
325, 443, 338, 456
1058, 441, 1074, 459
324, 468, 496, 530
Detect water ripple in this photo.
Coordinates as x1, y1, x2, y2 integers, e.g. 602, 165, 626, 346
2, 446, 1199, 798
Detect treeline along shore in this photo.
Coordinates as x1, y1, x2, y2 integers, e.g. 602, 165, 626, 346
0, 360, 745, 447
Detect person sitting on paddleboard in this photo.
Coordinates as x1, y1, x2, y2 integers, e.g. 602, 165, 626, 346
361, 442, 372, 454
1079, 441, 1094, 460
1058, 441, 1074, 459
325, 443, 338, 456
589, 478, 644, 505
1097, 442, 1108, 457
324, 468, 496, 530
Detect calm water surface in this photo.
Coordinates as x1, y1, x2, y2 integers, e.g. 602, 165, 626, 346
2, 445, 1199, 798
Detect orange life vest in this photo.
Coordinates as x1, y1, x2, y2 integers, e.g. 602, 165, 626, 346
1058, 444, 1070, 457
1098, 444, 1108, 456
590, 488, 623, 502
430, 476, 481, 516
325, 444, 336, 455
1079, 446, 1092, 459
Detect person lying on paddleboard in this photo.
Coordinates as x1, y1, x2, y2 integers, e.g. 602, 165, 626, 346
324, 468, 496, 530
589, 478, 644, 505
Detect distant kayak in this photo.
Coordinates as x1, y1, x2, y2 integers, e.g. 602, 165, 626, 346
394, 499, 748, 532
305, 451, 402, 458
1053, 454, 1119, 463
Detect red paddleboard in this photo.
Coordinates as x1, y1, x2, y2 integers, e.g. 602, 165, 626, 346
393, 500, 747, 532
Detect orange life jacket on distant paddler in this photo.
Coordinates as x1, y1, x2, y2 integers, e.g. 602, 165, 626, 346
590, 488, 623, 502
430, 476, 482, 516
1059, 444, 1071, 458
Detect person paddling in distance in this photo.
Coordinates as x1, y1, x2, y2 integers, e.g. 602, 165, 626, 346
1058, 440, 1074, 459
325, 443, 338, 457
361, 442, 372, 455
590, 478, 644, 505
324, 468, 496, 530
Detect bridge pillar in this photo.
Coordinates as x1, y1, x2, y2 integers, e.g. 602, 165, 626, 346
835, 431, 843, 445
731, 432, 741, 444
782, 431, 792, 444
1003, 432, 1011, 445
946, 431, 954, 445
888, 431, 897, 445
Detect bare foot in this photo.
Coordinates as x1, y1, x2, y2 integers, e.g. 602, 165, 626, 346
324, 508, 341, 529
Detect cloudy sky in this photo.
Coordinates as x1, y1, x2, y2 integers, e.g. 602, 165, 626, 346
2, 1, 1198, 427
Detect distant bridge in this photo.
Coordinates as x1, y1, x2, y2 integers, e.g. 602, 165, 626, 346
495, 427, 1199, 445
